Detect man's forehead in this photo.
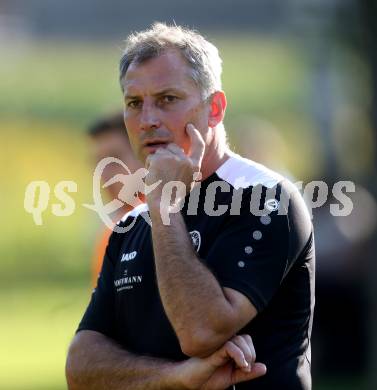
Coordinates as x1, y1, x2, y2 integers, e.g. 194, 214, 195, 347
122, 51, 197, 95
129, 49, 187, 72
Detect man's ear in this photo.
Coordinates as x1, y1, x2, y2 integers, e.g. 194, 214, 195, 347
208, 91, 227, 128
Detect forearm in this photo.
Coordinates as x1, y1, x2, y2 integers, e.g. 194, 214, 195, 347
66, 330, 183, 390
149, 205, 236, 356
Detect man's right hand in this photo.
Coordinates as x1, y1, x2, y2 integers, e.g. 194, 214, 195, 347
177, 334, 266, 390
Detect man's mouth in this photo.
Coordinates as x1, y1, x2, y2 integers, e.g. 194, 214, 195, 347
143, 140, 170, 153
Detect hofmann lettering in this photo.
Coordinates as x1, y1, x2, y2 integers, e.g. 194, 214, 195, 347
114, 275, 143, 291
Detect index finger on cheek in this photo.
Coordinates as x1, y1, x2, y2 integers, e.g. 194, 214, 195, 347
186, 123, 205, 167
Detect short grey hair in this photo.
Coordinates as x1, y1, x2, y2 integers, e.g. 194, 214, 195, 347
119, 22, 222, 98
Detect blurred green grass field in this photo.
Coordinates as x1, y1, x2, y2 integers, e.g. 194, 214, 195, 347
0, 286, 88, 390
0, 37, 364, 389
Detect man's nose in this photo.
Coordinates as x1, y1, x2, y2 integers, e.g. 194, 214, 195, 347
140, 101, 161, 131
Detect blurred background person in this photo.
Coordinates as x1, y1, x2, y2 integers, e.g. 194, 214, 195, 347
87, 111, 143, 287
229, 116, 294, 180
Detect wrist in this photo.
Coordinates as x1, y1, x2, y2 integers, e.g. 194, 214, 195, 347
147, 195, 185, 226
146, 193, 162, 211
162, 361, 190, 390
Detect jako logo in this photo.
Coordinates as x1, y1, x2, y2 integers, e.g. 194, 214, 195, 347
121, 251, 137, 262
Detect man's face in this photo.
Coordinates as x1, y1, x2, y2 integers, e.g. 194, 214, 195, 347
121, 50, 210, 164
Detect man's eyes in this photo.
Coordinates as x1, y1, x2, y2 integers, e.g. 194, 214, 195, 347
161, 95, 178, 103
126, 95, 179, 109
127, 100, 142, 109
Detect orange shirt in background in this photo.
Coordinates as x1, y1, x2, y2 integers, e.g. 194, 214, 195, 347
91, 227, 113, 288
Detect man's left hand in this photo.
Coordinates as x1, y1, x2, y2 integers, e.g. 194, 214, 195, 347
177, 334, 266, 390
